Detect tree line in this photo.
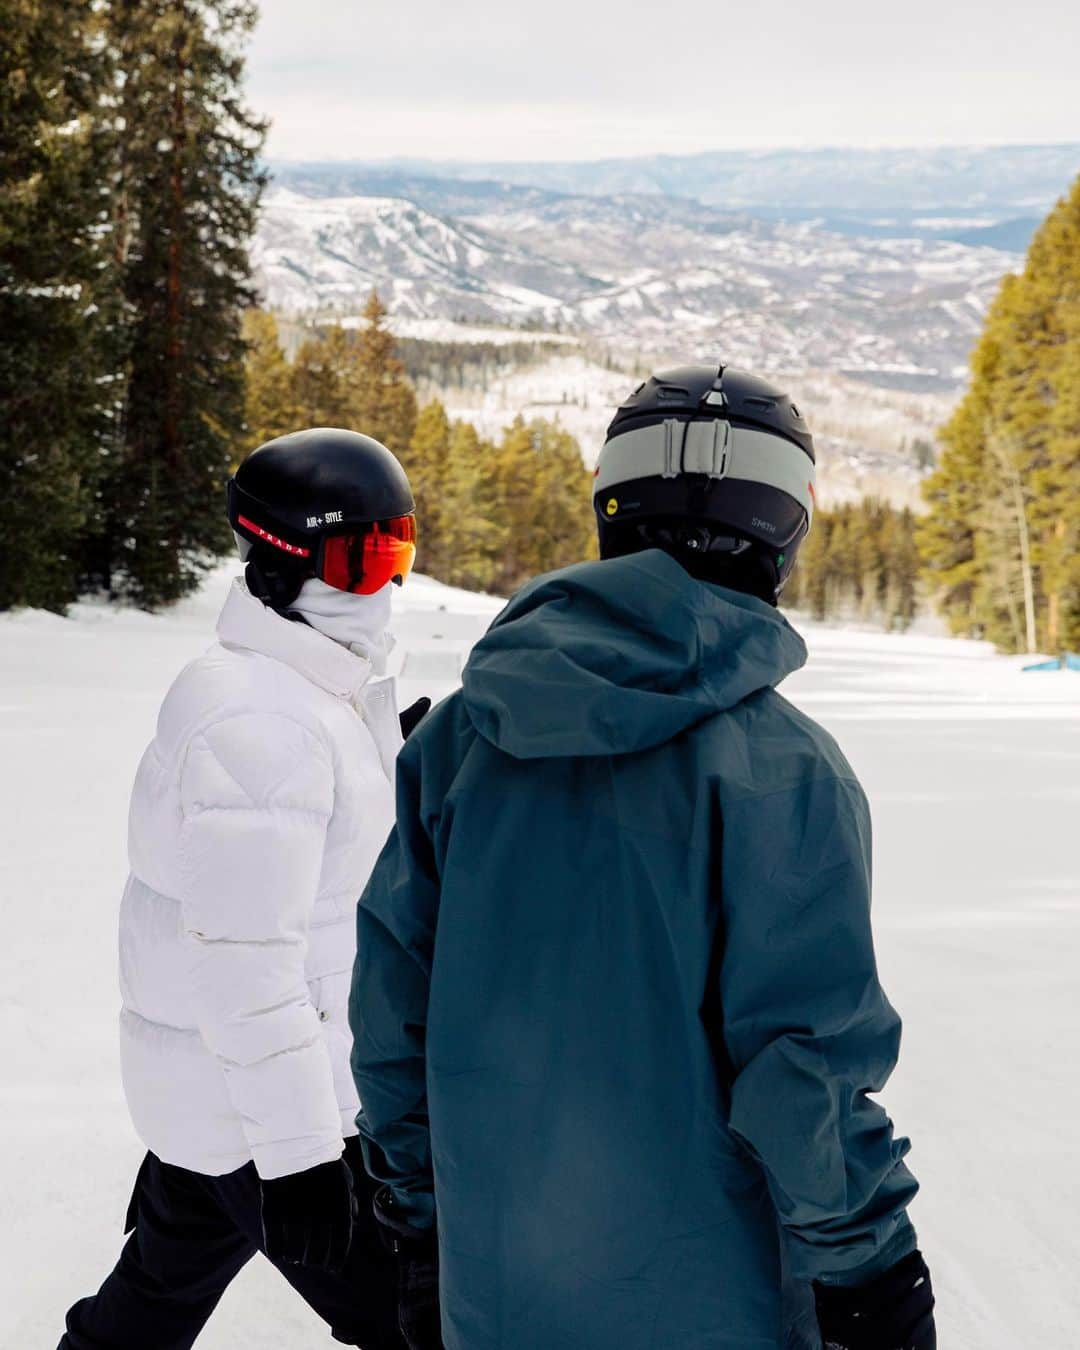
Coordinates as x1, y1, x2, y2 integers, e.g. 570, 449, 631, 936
918, 174, 1080, 654
2, 0, 264, 611
784, 500, 920, 630
395, 336, 570, 394
4, 1, 1075, 647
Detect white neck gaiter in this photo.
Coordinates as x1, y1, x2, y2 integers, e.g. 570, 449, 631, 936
289, 577, 397, 674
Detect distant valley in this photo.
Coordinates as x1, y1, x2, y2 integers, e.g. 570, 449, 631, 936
253, 145, 1079, 503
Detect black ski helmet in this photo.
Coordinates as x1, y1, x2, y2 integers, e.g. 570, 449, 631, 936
227, 428, 415, 610
594, 364, 816, 603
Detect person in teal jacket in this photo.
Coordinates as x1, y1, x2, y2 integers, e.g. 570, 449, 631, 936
349, 366, 936, 1350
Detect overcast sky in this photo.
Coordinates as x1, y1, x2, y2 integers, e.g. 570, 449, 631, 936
248, 0, 1080, 162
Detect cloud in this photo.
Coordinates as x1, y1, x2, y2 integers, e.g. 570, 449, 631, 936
247, 0, 1080, 161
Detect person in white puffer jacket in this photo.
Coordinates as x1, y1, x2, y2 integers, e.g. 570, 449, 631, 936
60, 430, 428, 1350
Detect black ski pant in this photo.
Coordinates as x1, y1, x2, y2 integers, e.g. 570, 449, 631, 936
59, 1145, 402, 1350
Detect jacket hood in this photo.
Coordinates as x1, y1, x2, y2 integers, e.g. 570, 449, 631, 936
461, 550, 807, 759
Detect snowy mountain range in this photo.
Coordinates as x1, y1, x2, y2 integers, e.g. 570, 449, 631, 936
254, 146, 1080, 390
273, 144, 1080, 246
253, 175, 1024, 388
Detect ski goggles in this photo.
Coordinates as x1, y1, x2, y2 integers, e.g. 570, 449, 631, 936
320, 515, 417, 594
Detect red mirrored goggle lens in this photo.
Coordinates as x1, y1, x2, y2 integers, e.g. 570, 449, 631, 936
320, 516, 417, 595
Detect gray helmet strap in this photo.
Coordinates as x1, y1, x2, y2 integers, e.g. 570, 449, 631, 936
595, 420, 815, 522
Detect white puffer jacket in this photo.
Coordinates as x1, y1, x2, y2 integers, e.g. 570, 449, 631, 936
118, 579, 401, 1179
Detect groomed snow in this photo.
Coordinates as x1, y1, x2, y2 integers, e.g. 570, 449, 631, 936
2, 567, 1078, 1348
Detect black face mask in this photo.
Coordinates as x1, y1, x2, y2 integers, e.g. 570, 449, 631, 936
244, 554, 312, 612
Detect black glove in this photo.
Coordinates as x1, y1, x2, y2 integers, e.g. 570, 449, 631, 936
400, 697, 432, 740
343, 1133, 376, 1194
261, 1157, 358, 1272
814, 1249, 936, 1350
373, 1184, 442, 1350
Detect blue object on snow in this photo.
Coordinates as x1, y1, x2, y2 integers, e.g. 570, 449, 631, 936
1023, 652, 1080, 672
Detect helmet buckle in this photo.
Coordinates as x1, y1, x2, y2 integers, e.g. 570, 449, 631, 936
684, 419, 730, 480
662, 418, 730, 479
662, 419, 681, 479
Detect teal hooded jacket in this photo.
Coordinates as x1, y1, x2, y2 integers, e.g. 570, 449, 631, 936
349, 550, 919, 1350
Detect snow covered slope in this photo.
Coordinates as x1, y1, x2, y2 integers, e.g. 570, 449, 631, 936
2, 569, 1078, 1348
253, 188, 601, 321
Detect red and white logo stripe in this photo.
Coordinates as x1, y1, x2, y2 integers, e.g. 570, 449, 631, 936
237, 515, 311, 558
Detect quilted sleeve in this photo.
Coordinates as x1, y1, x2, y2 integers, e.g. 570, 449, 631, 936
177, 712, 343, 1179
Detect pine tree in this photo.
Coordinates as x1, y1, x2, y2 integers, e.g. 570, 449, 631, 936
919, 173, 1080, 652
785, 511, 830, 620
492, 418, 595, 594
824, 506, 858, 617
881, 507, 919, 630
917, 390, 987, 637
288, 302, 417, 455
350, 292, 417, 454
491, 418, 536, 594
289, 325, 359, 428
528, 420, 598, 577
784, 498, 920, 630
405, 400, 452, 574
240, 309, 297, 460
1045, 325, 1080, 649
1024, 180, 1080, 652
437, 420, 505, 593
0, 0, 110, 610
83, 0, 266, 608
